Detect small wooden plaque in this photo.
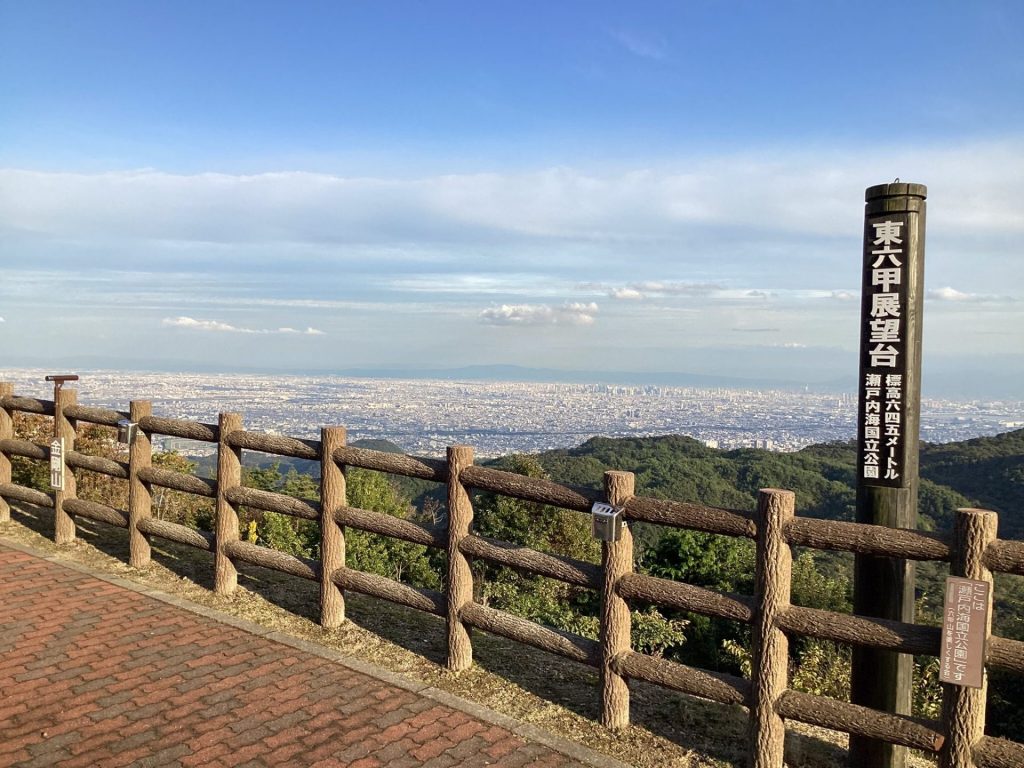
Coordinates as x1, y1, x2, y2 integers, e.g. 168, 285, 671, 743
939, 576, 990, 689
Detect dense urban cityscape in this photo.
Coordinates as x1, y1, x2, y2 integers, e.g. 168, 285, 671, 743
3, 368, 1019, 459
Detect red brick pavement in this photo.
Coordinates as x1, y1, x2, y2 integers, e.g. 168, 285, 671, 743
0, 543, 615, 768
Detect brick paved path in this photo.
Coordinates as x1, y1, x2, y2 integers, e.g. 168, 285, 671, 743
0, 543, 609, 768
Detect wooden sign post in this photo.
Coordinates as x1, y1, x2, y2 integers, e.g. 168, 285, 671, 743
849, 182, 927, 768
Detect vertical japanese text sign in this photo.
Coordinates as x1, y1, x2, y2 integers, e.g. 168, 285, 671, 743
50, 437, 65, 490
856, 184, 927, 489
939, 576, 990, 689
851, 183, 927, 768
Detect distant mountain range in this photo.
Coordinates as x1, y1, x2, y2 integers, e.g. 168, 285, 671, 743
335, 358, 1023, 399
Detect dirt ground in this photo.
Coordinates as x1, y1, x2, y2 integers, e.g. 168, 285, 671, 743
1, 503, 935, 768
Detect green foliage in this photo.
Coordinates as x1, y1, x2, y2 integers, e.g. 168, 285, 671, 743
238, 462, 318, 555
537, 430, 1024, 537
789, 641, 851, 701
472, 454, 604, 638
475, 454, 599, 562
152, 451, 214, 528
790, 552, 850, 613
255, 511, 309, 558
920, 429, 1024, 538
917, 478, 973, 532
235, 462, 439, 588
343, 468, 439, 589
631, 607, 688, 658
482, 575, 599, 639
913, 656, 943, 720
644, 530, 754, 593
11, 414, 50, 491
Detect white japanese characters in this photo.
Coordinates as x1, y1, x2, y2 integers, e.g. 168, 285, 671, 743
861, 219, 907, 483
49, 437, 64, 490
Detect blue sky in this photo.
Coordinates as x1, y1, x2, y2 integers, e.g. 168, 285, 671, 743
1, 1, 1022, 388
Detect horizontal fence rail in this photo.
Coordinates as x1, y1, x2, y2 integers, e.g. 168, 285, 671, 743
1, 384, 1023, 768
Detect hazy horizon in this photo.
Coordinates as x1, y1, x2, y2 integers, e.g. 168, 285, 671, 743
2, 4, 1021, 392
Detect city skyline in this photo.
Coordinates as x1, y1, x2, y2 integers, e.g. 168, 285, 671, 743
2, 3, 1022, 385
2, 368, 1018, 459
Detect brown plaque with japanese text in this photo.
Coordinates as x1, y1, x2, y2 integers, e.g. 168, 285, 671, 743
939, 576, 990, 689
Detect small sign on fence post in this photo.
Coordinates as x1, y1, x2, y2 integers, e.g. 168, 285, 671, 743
50, 437, 65, 490
939, 576, 990, 689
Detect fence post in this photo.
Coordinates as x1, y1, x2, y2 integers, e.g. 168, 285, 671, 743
446, 444, 474, 672
939, 508, 998, 768
0, 383, 12, 523
749, 488, 795, 768
128, 400, 153, 568
53, 387, 78, 545
320, 426, 347, 627
215, 412, 243, 595
601, 470, 634, 730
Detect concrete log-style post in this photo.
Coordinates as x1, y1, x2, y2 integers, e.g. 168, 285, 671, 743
0, 383, 12, 522
446, 444, 475, 672
53, 387, 78, 545
601, 470, 634, 730
749, 488, 795, 768
320, 426, 347, 627
940, 508, 998, 768
214, 412, 243, 595
127, 400, 153, 568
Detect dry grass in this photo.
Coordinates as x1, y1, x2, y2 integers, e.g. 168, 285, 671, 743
1, 504, 934, 768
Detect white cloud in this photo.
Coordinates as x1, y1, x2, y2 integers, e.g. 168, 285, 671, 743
278, 326, 325, 335
4, 140, 1021, 259
0, 316, 5, 322
928, 286, 975, 301
629, 281, 722, 296
163, 316, 239, 332
598, 281, 723, 301
609, 287, 645, 300
479, 302, 598, 327
162, 316, 324, 335
2, 141, 1021, 362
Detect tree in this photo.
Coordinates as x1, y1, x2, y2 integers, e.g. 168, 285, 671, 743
344, 467, 440, 588
151, 451, 214, 528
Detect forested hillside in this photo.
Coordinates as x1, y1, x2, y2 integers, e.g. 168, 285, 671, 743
920, 429, 1024, 539
534, 429, 1024, 537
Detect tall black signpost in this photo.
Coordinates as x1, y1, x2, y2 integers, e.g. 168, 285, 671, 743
849, 182, 927, 768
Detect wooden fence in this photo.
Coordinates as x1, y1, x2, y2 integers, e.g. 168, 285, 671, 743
0, 382, 1022, 768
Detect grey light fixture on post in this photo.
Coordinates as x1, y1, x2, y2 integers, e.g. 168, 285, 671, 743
117, 419, 138, 445
591, 501, 625, 542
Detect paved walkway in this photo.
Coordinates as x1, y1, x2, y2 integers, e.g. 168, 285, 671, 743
0, 542, 620, 768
